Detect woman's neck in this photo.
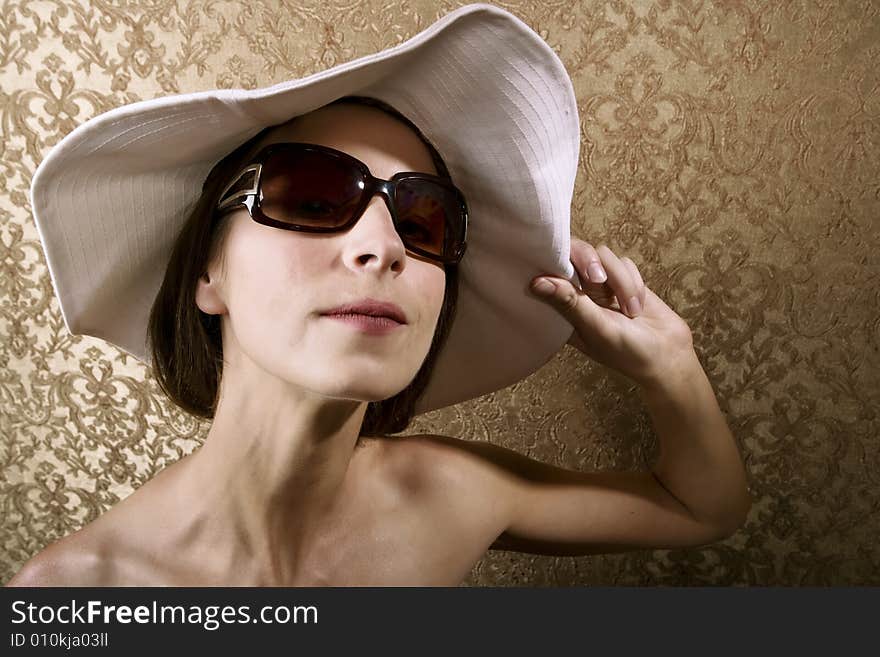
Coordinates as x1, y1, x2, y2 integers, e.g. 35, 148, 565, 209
167, 379, 369, 584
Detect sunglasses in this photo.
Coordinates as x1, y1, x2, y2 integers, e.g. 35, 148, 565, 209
215, 142, 468, 264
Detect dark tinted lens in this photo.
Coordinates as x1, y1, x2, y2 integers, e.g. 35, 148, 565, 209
260, 148, 363, 227
394, 180, 462, 257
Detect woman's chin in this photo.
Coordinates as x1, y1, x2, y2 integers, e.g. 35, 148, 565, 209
318, 380, 413, 404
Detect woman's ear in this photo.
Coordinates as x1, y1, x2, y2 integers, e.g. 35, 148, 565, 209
195, 269, 227, 315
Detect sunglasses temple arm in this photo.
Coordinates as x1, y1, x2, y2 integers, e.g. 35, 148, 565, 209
216, 163, 261, 212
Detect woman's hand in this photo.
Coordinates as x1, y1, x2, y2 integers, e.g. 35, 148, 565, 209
530, 239, 696, 387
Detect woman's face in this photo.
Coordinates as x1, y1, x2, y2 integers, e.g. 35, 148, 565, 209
196, 103, 447, 404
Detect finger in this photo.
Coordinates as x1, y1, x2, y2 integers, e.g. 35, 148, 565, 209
570, 238, 608, 286
620, 256, 646, 316
529, 275, 604, 331
570, 239, 617, 309
595, 244, 641, 318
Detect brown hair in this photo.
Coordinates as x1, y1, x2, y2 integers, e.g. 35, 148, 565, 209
146, 96, 459, 436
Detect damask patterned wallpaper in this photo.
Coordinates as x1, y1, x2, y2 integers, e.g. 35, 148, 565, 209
2, 1, 878, 585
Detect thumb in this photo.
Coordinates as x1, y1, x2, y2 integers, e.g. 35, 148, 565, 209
530, 275, 600, 327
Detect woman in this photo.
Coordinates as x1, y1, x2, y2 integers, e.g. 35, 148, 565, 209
9, 4, 750, 586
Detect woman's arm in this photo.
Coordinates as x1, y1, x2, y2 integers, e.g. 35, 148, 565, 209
460, 237, 753, 555
638, 351, 752, 533
415, 427, 748, 558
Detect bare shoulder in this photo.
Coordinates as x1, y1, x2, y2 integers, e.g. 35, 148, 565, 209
6, 528, 110, 587
376, 433, 520, 529
381, 433, 538, 489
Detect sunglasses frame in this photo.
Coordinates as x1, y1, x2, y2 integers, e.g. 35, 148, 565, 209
214, 142, 468, 264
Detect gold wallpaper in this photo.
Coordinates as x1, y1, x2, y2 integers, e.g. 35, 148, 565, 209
2, 0, 879, 586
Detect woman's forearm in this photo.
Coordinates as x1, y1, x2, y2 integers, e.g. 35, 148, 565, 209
638, 351, 752, 533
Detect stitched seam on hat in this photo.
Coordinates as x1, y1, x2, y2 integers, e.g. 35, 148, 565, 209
70, 111, 217, 299
105, 112, 220, 153
483, 22, 556, 181
477, 52, 545, 220
72, 144, 102, 308
491, 20, 580, 214
84, 110, 216, 155
434, 38, 535, 217
45, 141, 85, 324
394, 47, 467, 166
459, 27, 546, 187
483, 21, 565, 156
442, 34, 522, 167
491, 23, 568, 232
77, 108, 198, 156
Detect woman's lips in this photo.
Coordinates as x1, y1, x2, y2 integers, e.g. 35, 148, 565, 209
322, 312, 405, 335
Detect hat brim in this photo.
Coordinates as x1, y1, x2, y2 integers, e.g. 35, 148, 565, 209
29, 2, 581, 416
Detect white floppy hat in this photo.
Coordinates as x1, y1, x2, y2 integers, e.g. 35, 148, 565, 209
29, 2, 581, 415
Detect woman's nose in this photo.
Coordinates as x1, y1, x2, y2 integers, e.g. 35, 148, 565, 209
344, 194, 408, 270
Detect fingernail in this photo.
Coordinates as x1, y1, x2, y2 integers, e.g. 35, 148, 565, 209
626, 295, 641, 316
532, 278, 555, 295
588, 263, 607, 283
